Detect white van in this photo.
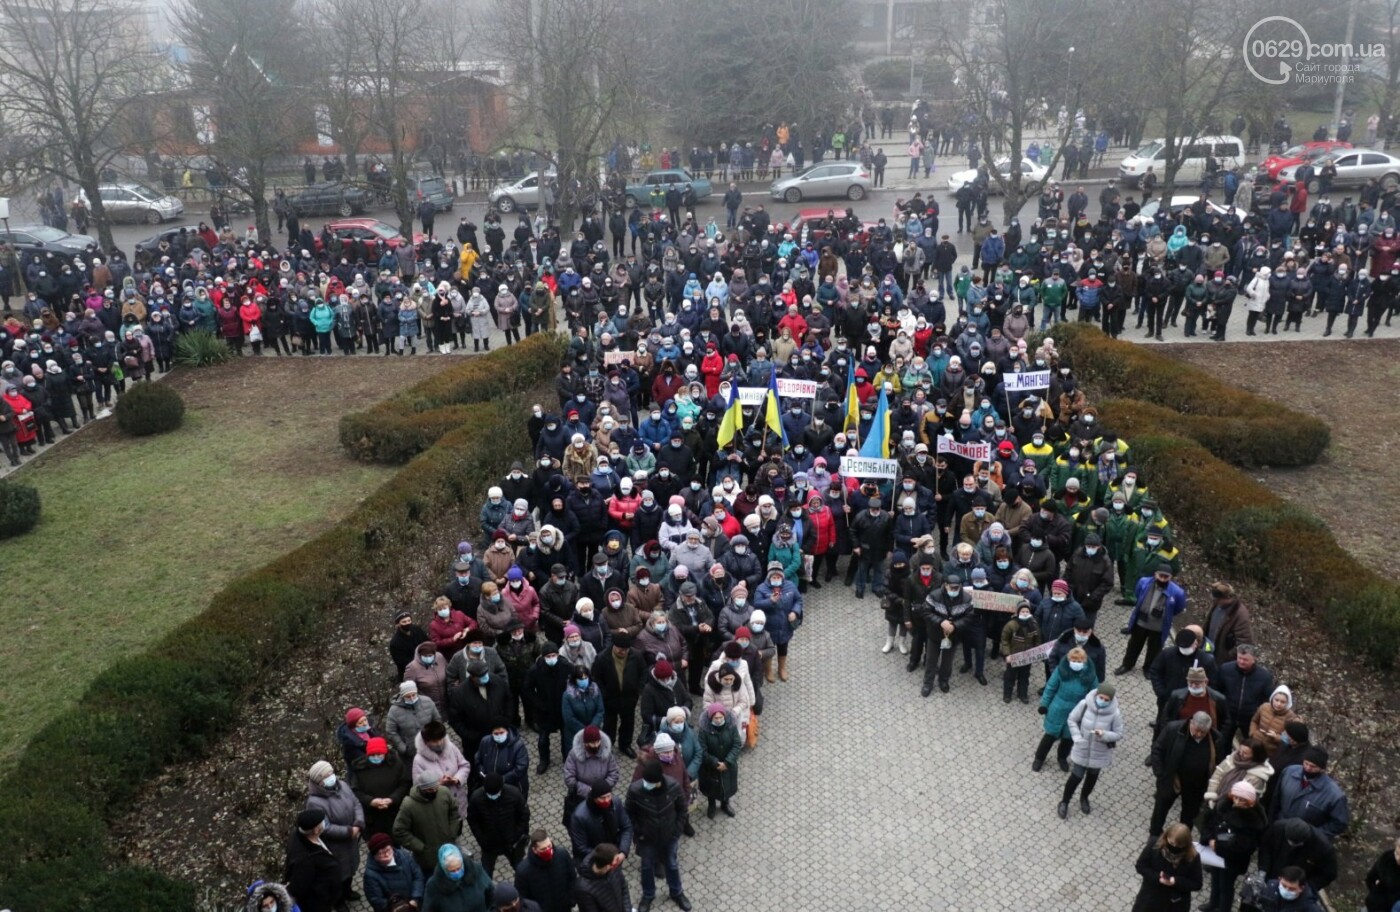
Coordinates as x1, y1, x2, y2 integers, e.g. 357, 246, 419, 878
1118, 135, 1245, 187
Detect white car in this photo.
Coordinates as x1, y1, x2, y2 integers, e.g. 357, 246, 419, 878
487, 171, 556, 213
946, 158, 1048, 195
96, 182, 185, 224
1137, 195, 1247, 223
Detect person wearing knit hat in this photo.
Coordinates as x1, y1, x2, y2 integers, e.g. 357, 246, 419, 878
394, 767, 462, 873
1160, 663, 1226, 734
1274, 746, 1349, 839
386, 676, 439, 762
363, 830, 424, 912
1197, 777, 1267, 911
303, 756, 363, 905
350, 733, 409, 839
755, 556, 802, 683
466, 771, 530, 878
624, 758, 691, 910
1055, 675, 1123, 818
335, 706, 377, 769
285, 805, 343, 908
390, 608, 430, 682
638, 657, 686, 746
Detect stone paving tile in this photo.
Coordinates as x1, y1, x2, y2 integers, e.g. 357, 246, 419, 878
347, 580, 1166, 912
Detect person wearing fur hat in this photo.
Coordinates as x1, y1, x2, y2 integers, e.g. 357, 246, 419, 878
284, 807, 342, 912
246, 879, 298, 912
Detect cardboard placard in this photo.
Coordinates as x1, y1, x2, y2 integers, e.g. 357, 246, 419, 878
1004, 640, 1057, 667
969, 589, 1026, 613
603, 349, 635, 366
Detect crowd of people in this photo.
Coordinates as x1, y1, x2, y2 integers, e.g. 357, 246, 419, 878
254, 226, 1396, 912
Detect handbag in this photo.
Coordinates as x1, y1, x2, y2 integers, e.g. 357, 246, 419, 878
248, 325, 263, 342
745, 713, 760, 749
1238, 871, 1267, 910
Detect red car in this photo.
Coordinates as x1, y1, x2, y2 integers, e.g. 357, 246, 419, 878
1258, 140, 1352, 181
314, 218, 422, 257
787, 208, 877, 248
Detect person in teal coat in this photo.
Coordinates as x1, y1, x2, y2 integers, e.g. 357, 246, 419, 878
1034, 646, 1100, 772
766, 525, 802, 583
310, 298, 336, 355
659, 705, 702, 781
422, 843, 493, 912
560, 665, 605, 747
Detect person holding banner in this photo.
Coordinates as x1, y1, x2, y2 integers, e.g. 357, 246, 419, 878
1000, 602, 1040, 703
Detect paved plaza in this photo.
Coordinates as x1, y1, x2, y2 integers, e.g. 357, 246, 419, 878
385, 580, 1161, 912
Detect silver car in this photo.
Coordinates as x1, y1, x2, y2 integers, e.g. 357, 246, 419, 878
97, 182, 185, 224
488, 171, 555, 213
770, 162, 871, 203
1278, 149, 1400, 193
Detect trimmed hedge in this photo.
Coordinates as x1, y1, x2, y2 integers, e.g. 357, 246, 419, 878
341, 333, 567, 464
0, 340, 561, 909
1052, 324, 1400, 669
0, 479, 41, 538
115, 382, 186, 437
1054, 325, 1330, 467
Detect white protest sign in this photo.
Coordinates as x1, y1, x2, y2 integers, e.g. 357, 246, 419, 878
776, 378, 818, 399
1005, 370, 1052, 392
935, 437, 992, 462
736, 386, 767, 406
968, 589, 1026, 614
603, 349, 635, 366
1005, 640, 1056, 668
840, 456, 899, 479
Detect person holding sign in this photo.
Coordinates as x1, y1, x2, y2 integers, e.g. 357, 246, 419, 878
1000, 603, 1040, 703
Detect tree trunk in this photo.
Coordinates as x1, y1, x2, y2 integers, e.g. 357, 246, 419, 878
80, 168, 115, 251
250, 173, 271, 243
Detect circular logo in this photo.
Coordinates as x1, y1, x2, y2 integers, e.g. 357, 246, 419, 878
1243, 16, 1311, 86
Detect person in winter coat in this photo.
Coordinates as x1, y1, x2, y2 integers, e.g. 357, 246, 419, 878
1250, 685, 1301, 759
422, 843, 493, 912
466, 772, 530, 877
304, 759, 366, 904
1058, 681, 1123, 817
1117, 562, 1187, 674
526, 643, 574, 773
1364, 837, 1400, 912
406, 641, 449, 713
561, 666, 606, 748
1036, 647, 1099, 771
475, 720, 531, 800
914, 572, 976, 696
466, 288, 493, 351
1197, 781, 1268, 912
701, 655, 754, 734
1274, 746, 1349, 838
1000, 602, 1040, 703
387, 680, 442, 762
570, 784, 635, 861
512, 830, 576, 912
1150, 712, 1218, 837
1130, 824, 1203, 912
573, 844, 633, 912
363, 833, 426, 912
697, 702, 742, 819
1203, 736, 1274, 811
624, 762, 691, 910
1064, 534, 1114, 627
394, 769, 464, 874
1249, 869, 1327, 912
285, 808, 344, 912
353, 738, 413, 838
634, 607, 688, 669
564, 725, 621, 827
637, 658, 692, 745
448, 660, 512, 756
754, 563, 803, 681
245, 880, 298, 912
412, 721, 471, 822
1259, 818, 1339, 893
338, 706, 382, 771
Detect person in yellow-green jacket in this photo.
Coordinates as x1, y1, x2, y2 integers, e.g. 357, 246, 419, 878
1048, 445, 1100, 505
1104, 490, 1141, 591
1107, 468, 1149, 513
1134, 498, 1172, 545
1021, 430, 1056, 473
1118, 527, 1182, 605
1056, 477, 1092, 528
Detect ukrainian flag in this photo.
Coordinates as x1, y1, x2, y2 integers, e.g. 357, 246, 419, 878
843, 358, 860, 434
715, 380, 743, 449
858, 388, 890, 459
763, 371, 788, 448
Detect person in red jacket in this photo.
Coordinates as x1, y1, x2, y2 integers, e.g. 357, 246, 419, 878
428, 595, 475, 660
650, 361, 685, 405
608, 477, 642, 535
700, 343, 724, 398
777, 304, 808, 340
238, 295, 264, 355
802, 492, 839, 588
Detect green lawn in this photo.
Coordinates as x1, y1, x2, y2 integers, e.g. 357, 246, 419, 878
0, 356, 447, 772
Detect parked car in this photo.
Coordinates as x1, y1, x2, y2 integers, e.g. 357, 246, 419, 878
1137, 195, 1248, 223
96, 182, 185, 224
770, 163, 871, 203
134, 224, 206, 255
623, 169, 713, 207
1118, 135, 1245, 187
1255, 140, 1351, 181
287, 181, 371, 217
0, 224, 95, 263
787, 208, 876, 247
1278, 148, 1400, 193
314, 218, 418, 257
946, 158, 1048, 195
488, 171, 555, 214
409, 174, 455, 212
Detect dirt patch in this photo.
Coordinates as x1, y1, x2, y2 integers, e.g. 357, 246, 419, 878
1153, 341, 1400, 902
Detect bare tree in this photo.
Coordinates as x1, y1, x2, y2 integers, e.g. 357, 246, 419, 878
0, 0, 162, 248
488, 0, 641, 232
939, 0, 1094, 225
173, 0, 311, 241
317, 0, 449, 236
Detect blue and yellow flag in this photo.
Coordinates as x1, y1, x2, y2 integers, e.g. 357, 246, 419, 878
843, 358, 860, 434
858, 388, 891, 459
715, 380, 743, 449
764, 370, 788, 448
